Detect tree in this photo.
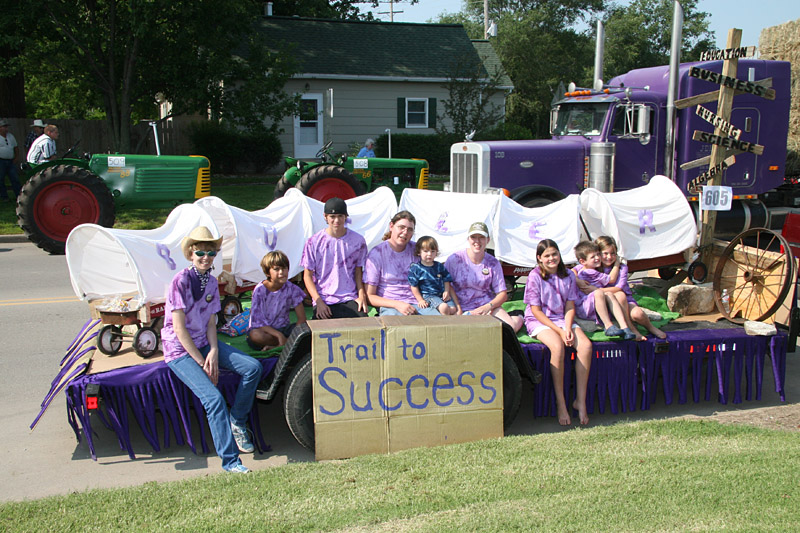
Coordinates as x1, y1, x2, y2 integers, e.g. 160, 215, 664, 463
599, 0, 714, 80
437, 55, 506, 138
18, 0, 299, 152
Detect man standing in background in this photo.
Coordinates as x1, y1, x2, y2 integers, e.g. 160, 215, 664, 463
0, 119, 22, 202
27, 124, 59, 165
25, 119, 46, 153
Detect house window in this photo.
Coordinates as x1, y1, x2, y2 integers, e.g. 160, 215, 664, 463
406, 99, 428, 128
397, 97, 437, 129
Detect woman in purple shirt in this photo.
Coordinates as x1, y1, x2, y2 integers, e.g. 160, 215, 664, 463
160, 226, 262, 473
364, 211, 440, 316
444, 221, 523, 332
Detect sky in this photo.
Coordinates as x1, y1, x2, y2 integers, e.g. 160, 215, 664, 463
365, 0, 800, 49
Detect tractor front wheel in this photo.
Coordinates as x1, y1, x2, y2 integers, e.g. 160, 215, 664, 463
16, 165, 115, 254
295, 165, 366, 202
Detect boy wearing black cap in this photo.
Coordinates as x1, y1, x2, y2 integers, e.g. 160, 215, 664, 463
301, 197, 369, 319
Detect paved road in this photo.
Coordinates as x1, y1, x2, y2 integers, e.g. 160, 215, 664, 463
0, 240, 796, 502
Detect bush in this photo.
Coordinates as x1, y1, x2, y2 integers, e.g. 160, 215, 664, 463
477, 122, 533, 141
188, 121, 282, 174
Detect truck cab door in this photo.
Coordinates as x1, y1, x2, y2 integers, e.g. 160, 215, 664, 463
607, 103, 659, 190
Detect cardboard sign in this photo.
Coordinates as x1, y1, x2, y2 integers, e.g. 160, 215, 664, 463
310, 315, 503, 460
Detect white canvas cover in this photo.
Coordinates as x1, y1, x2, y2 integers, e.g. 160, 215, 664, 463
66, 204, 220, 303
305, 187, 398, 251
493, 193, 583, 265
196, 190, 314, 284
579, 175, 697, 260
398, 189, 501, 260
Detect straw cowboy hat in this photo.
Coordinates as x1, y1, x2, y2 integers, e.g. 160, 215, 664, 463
181, 226, 222, 260
30, 119, 47, 128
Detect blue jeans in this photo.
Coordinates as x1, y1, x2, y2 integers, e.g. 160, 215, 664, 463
379, 304, 442, 316
0, 159, 21, 199
166, 342, 262, 471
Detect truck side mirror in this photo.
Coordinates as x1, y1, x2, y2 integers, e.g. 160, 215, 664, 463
635, 105, 650, 135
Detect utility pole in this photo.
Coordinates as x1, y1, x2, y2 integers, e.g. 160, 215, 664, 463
378, 0, 403, 22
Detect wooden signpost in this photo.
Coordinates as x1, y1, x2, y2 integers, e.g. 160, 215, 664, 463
676, 29, 775, 267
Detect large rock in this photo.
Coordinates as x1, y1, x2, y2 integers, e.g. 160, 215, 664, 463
744, 321, 778, 336
667, 284, 715, 315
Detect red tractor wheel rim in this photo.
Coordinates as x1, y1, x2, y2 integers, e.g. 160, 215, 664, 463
306, 178, 357, 202
33, 181, 101, 241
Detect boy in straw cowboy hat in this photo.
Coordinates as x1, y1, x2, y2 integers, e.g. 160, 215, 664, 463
160, 226, 262, 473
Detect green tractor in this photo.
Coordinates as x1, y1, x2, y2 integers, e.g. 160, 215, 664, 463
273, 140, 429, 202
17, 126, 211, 254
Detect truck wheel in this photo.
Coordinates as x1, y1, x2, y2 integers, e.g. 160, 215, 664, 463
273, 177, 292, 200
284, 354, 315, 452
295, 164, 366, 202
16, 165, 115, 255
502, 350, 522, 429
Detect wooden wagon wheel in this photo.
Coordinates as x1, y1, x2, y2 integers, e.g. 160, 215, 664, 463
712, 228, 796, 323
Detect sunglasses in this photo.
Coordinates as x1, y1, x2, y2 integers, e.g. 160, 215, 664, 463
193, 250, 217, 257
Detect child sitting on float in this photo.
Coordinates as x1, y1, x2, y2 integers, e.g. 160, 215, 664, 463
573, 240, 642, 341
160, 226, 262, 473
408, 236, 462, 316
523, 239, 592, 426
247, 250, 307, 350
595, 235, 666, 339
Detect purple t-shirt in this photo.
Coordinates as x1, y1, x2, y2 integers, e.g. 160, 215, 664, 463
249, 280, 305, 330
602, 263, 637, 306
301, 229, 367, 305
161, 268, 222, 363
444, 249, 506, 312
363, 240, 418, 304
523, 267, 581, 333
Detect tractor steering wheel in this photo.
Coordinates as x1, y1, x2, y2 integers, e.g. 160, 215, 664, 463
62, 139, 82, 159
316, 140, 334, 160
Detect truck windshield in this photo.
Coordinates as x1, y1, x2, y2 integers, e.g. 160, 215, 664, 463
552, 103, 610, 136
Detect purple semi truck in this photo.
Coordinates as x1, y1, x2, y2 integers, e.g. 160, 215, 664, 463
450, 59, 795, 236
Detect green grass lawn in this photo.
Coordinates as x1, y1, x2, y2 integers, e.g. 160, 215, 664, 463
1, 419, 797, 531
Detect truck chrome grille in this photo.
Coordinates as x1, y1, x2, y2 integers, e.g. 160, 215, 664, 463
452, 152, 479, 193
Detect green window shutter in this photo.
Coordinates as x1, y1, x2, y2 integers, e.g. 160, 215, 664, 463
397, 98, 406, 128
428, 98, 437, 129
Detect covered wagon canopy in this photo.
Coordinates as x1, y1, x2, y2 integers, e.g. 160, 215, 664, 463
65, 179, 696, 304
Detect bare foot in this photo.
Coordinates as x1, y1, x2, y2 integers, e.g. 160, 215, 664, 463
557, 405, 572, 426
572, 400, 589, 425
650, 328, 667, 339
635, 333, 647, 342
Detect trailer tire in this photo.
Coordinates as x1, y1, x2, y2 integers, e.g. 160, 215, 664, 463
295, 164, 366, 202
133, 326, 159, 358
284, 354, 315, 452
17, 165, 115, 255
502, 350, 522, 429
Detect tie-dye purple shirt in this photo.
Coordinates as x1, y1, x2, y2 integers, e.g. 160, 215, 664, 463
161, 268, 221, 363
523, 267, 580, 333
601, 262, 637, 306
248, 280, 305, 330
301, 228, 367, 305
363, 240, 419, 304
444, 249, 506, 312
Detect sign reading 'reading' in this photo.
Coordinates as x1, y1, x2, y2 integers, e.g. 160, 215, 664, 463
310, 315, 503, 460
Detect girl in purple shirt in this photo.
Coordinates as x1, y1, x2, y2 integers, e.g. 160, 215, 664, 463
523, 239, 592, 426
161, 226, 262, 473
596, 236, 666, 339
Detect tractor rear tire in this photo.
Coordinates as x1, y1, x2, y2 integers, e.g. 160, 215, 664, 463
295, 164, 366, 202
16, 165, 115, 255
273, 177, 293, 200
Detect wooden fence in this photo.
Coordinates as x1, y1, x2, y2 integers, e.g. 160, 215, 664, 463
3, 117, 199, 158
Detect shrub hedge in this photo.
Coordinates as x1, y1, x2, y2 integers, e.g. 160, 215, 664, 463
188, 121, 283, 174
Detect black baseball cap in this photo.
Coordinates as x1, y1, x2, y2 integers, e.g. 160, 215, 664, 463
324, 197, 348, 216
